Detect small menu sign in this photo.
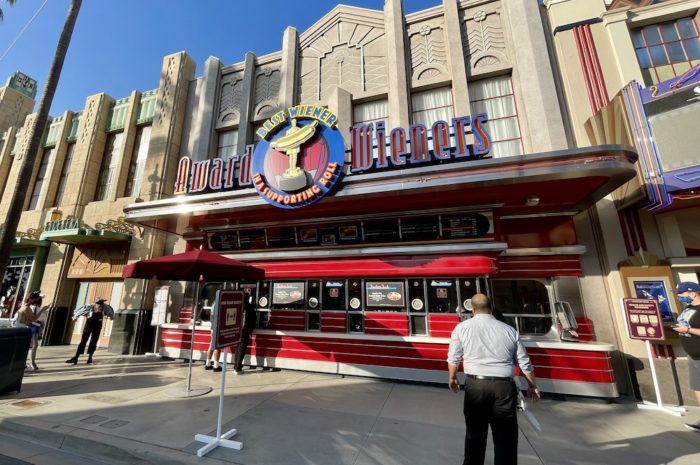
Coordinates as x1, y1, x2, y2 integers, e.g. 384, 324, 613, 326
622, 298, 665, 341
211, 290, 244, 349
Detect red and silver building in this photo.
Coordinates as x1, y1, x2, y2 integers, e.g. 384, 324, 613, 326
124, 0, 641, 398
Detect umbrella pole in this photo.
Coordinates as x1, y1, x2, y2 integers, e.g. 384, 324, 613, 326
186, 278, 202, 393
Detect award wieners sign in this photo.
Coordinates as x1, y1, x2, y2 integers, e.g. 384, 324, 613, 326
621, 298, 666, 341
211, 290, 245, 349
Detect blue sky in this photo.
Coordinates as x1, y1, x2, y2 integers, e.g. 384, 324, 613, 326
0, 0, 440, 115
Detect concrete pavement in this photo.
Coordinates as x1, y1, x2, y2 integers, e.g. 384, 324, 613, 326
1, 346, 699, 465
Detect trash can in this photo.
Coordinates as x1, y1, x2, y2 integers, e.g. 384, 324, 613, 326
0, 321, 32, 395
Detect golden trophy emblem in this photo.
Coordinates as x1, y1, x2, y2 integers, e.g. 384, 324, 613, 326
270, 119, 318, 191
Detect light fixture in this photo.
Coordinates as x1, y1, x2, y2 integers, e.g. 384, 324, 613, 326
525, 196, 540, 206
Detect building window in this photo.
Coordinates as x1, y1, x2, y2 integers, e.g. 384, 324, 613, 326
52, 143, 75, 207
411, 87, 454, 126
632, 17, 700, 85
217, 129, 238, 158
353, 99, 388, 127
29, 148, 53, 210
124, 125, 151, 197
95, 132, 124, 201
469, 76, 523, 158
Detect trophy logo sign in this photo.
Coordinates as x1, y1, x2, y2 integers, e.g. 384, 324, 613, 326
251, 106, 345, 209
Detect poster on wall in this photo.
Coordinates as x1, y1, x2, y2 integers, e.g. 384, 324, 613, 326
272, 282, 305, 305
631, 280, 674, 322
151, 285, 170, 326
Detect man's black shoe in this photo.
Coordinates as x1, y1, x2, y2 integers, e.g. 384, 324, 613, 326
213, 366, 223, 372
66, 357, 78, 365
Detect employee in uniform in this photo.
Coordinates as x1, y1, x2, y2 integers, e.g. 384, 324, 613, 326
233, 289, 257, 375
447, 293, 540, 465
66, 298, 114, 365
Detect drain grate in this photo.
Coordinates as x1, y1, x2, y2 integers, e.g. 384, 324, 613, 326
99, 419, 129, 429
81, 415, 109, 424
10, 399, 45, 409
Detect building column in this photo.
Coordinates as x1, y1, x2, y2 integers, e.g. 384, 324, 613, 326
280, 27, 299, 109
502, 0, 568, 151
191, 56, 222, 161
443, 0, 471, 116
384, 0, 410, 129
327, 87, 353, 149
237, 52, 257, 154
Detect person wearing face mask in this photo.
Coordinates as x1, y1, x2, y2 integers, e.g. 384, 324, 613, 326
672, 281, 700, 432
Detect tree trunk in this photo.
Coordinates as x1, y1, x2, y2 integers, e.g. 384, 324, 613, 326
0, 0, 82, 288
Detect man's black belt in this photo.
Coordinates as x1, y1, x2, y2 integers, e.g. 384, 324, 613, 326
465, 374, 513, 381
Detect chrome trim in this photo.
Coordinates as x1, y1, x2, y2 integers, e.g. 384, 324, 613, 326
201, 204, 502, 232
220, 242, 507, 261
123, 145, 637, 226
502, 246, 587, 256
499, 211, 580, 219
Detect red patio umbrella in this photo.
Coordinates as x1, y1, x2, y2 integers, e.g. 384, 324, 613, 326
122, 249, 264, 397
122, 248, 264, 281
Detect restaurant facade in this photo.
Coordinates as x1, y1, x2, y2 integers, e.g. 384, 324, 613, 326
120, 0, 641, 399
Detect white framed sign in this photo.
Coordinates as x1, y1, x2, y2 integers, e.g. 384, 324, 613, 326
152, 285, 170, 326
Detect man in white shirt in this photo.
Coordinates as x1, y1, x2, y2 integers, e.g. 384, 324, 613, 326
447, 293, 540, 465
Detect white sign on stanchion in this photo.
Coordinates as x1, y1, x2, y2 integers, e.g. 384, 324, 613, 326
146, 285, 169, 357
195, 290, 245, 457
621, 298, 686, 416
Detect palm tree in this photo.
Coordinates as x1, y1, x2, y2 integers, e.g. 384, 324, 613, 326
0, 1, 83, 285
0, 0, 17, 22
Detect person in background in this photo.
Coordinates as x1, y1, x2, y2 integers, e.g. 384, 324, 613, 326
14, 290, 46, 370
233, 289, 257, 375
672, 281, 700, 433
204, 342, 223, 372
447, 293, 540, 465
66, 298, 114, 365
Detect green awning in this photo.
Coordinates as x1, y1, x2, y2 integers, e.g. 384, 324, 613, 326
39, 228, 132, 245
13, 237, 51, 248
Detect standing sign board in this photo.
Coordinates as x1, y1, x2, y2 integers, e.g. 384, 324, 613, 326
622, 298, 665, 341
621, 298, 684, 416
151, 286, 170, 326
211, 290, 244, 349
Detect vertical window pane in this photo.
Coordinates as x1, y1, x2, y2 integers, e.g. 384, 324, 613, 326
217, 130, 238, 158
353, 99, 389, 160
53, 143, 75, 207
684, 38, 700, 59
677, 18, 698, 39
667, 42, 686, 61
631, 30, 646, 48
125, 125, 151, 197
644, 26, 662, 45
96, 132, 124, 201
411, 87, 454, 126
636, 48, 652, 68
469, 76, 522, 158
649, 45, 669, 65
29, 148, 53, 210
660, 23, 679, 42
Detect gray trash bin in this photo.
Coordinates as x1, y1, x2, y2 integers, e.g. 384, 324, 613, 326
0, 321, 32, 394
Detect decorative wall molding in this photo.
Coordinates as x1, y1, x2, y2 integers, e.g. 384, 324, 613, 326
462, 7, 510, 76
254, 65, 282, 120
409, 20, 449, 84
217, 71, 244, 127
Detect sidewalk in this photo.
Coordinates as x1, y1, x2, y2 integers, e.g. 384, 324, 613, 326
1, 346, 699, 465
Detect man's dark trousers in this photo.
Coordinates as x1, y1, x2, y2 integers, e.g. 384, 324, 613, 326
233, 325, 253, 371
77, 316, 102, 355
463, 377, 518, 465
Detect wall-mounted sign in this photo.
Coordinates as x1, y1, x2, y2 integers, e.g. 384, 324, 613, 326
173, 106, 492, 210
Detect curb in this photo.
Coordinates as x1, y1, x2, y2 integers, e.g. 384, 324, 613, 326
0, 416, 241, 465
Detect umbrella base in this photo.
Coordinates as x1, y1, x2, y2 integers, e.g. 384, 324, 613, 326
165, 385, 212, 398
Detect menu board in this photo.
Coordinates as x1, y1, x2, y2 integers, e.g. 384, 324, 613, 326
338, 223, 361, 243
365, 281, 406, 308
401, 217, 439, 241
267, 227, 297, 248
298, 227, 320, 245
441, 213, 491, 239
272, 282, 305, 305
621, 298, 665, 341
209, 232, 238, 251
238, 229, 266, 250
364, 219, 400, 243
